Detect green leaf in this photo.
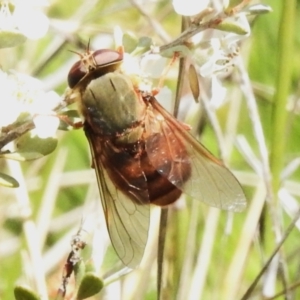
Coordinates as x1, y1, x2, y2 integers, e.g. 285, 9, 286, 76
228, 0, 243, 8
137, 36, 152, 49
84, 260, 96, 273
76, 273, 103, 300
0, 172, 19, 187
215, 18, 249, 35
188, 64, 200, 102
74, 260, 86, 288
14, 285, 40, 300
1, 132, 59, 161
131, 36, 153, 56
15, 133, 58, 156
123, 32, 138, 53
1, 152, 43, 161
160, 45, 191, 58
0, 30, 27, 48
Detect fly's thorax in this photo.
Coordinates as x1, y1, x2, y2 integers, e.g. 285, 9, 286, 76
80, 71, 146, 136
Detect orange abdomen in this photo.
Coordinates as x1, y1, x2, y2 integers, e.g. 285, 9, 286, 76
99, 135, 191, 206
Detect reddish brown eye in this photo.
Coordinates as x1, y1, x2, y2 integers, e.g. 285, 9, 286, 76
68, 60, 87, 88
92, 49, 123, 67
67, 49, 124, 88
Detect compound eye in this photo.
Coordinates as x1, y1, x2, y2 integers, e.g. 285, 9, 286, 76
67, 49, 123, 88
68, 60, 87, 88
92, 49, 123, 67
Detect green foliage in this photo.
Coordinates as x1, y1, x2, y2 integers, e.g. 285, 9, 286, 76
0, 171, 19, 187
14, 286, 40, 300
0, 30, 26, 48
76, 272, 103, 299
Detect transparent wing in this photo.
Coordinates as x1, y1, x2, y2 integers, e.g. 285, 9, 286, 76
145, 96, 246, 212
85, 127, 150, 268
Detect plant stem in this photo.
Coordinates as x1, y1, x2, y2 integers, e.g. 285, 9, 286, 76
270, 0, 296, 196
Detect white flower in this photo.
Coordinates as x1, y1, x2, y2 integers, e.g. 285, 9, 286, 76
122, 53, 142, 77
0, 1, 14, 30
0, 70, 61, 138
171, 0, 251, 109
140, 54, 168, 79
13, 4, 49, 40
172, 0, 210, 16
122, 51, 168, 95
172, 0, 232, 16
32, 115, 59, 138
0, 70, 20, 127
198, 36, 238, 77
210, 75, 227, 108
198, 13, 250, 76
195, 11, 250, 105
114, 26, 168, 81
31, 90, 60, 138
0, 0, 49, 41
200, 16, 250, 77
196, 34, 238, 108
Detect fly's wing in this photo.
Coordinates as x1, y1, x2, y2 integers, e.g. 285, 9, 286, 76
145, 96, 246, 212
85, 126, 150, 268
